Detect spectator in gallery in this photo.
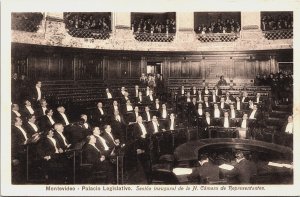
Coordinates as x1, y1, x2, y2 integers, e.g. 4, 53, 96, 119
217, 75, 227, 86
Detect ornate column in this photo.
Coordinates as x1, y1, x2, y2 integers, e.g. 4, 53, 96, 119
240, 12, 263, 40
175, 12, 196, 44
113, 12, 133, 40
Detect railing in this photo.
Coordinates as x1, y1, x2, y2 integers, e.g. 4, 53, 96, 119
133, 32, 175, 42
66, 27, 111, 40
263, 29, 293, 40
11, 13, 43, 32
196, 33, 239, 42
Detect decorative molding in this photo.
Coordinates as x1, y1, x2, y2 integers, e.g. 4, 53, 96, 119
115, 25, 131, 30
46, 16, 64, 22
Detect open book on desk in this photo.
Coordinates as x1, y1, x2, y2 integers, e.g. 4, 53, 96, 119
268, 162, 293, 169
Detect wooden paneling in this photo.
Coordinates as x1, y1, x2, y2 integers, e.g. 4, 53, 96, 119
181, 61, 190, 77
131, 60, 141, 77
108, 59, 121, 79
190, 61, 202, 78
62, 56, 74, 80
170, 61, 181, 77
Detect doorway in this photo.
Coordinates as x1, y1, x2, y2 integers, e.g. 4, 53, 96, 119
147, 61, 162, 75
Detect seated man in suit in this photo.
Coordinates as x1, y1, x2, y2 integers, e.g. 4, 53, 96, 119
82, 135, 114, 183
142, 106, 152, 122
92, 126, 111, 156
203, 96, 211, 109
146, 90, 155, 104
166, 113, 178, 131
229, 151, 257, 184
210, 90, 220, 103
221, 111, 235, 128
239, 113, 250, 129
241, 91, 249, 103
120, 86, 126, 97
128, 106, 140, 123
35, 99, 48, 120
133, 116, 148, 140
24, 114, 41, 140
217, 75, 227, 86
185, 92, 192, 103
191, 86, 197, 96
197, 90, 203, 102
179, 85, 185, 96
212, 103, 223, 119
147, 115, 163, 134
225, 91, 233, 104
124, 99, 134, 114
280, 115, 293, 147
196, 103, 204, 118
214, 86, 222, 97
109, 100, 120, 114
152, 98, 161, 112
12, 103, 22, 121
105, 88, 113, 99
39, 109, 56, 132
201, 111, 215, 128
249, 104, 260, 120
80, 114, 91, 131
254, 92, 263, 104
145, 86, 150, 96
235, 96, 243, 111
37, 129, 68, 182
136, 91, 144, 105
219, 97, 230, 110
68, 117, 89, 148
202, 86, 210, 96
102, 124, 123, 150
55, 106, 71, 126
12, 117, 29, 183
110, 110, 126, 143
134, 85, 140, 98
229, 104, 241, 119
189, 97, 198, 113
159, 103, 169, 120
92, 102, 107, 127
188, 154, 220, 183
53, 123, 71, 152
21, 99, 36, 120
121, 91, 131, 105
248, 100, 254, 110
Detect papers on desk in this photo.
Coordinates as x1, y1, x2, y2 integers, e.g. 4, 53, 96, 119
268, 162, 293, 169
172, 168, 192, 175
219, 164, 234, 171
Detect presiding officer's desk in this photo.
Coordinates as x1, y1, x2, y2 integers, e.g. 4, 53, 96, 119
171, 138, 293, 184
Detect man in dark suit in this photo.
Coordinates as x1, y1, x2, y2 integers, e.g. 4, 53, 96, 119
191, 86, 197, 96
35, 99, 48, 120
240, 91, 249, 103
210, 90, 220, 103
212, 103, 223, 119
81, 135, 114, 183
24, 114, 41, 138
230, 151, 257, 184
248, 104, 261, 120
92, 126, 111, 156
67, 118, 89, 148
142, 106, 152, 122
188, 154, 220, 183
133, 116, 148, 140
225, 91, 234, 104
146, 90, 155, 105
53, 123, 71, 151
110, 110, 127, 143
31, 81, 43, 106
219, 97, 230, 110
220, 111, 235, 128
189, 97, 198, 113
147, 116, 163, 134
234, 96, 243, 111
92, 102, 107, 127
102, 124, 123, 150
109, 100, 120, 115
202, 96, 211, 109
229, 104, 241, 119
135, 91, 145, 105
12, 117, 29, 183
39, 109, 56, 132
21, 99, 36, 120
279, 115, 293, 147
54, 106, 71, 126
166, 113, 179, 131
105, 88, 113, 99
201, 111, 215, 128
214, 86, 222, 97
12, 103, 22, 121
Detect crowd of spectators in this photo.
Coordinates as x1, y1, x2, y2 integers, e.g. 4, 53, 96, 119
195, 18, 241, 34
64, 12, 111, 31
261, 13, 293, 31
11, 12, 44, 32
132, 17, 176, 34
254, 71, 293, 104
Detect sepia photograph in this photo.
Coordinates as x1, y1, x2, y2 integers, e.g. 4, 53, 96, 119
1, 0, 300, 196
